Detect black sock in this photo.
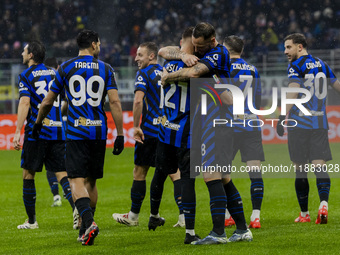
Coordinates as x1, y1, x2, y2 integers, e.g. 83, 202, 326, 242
79, 206, 96, 236
224, 180, 247, 230
150, 169, 167, 215
249, 171, 264, 210
59, 176, 75, 210
182, 178, 196, 230
206, 180, 226, 236
130, 180, 146, 214
75, 197, 93, 229
295, 171, 309, 212
315, 168, 331, 202
46, 171, 59, 196
23, 179, 36, 224
173, 179, 183, 214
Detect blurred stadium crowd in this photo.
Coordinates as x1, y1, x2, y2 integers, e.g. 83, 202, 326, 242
1, 0, 340, 65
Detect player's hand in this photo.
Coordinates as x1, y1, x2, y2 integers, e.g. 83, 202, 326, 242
181, 53, 199, 67
133, 127, 144, 144
112, 135, 124, 155
161, 67, 169, 87
32, 123, 43, 140
13, 132, 22, 151
276, 115, 286, 137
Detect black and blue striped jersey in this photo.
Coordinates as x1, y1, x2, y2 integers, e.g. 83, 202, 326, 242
158, 60, 190, 148
134, 64, 162, 139
199, 44, 232, 127
18, 64, 65, 141
287, 54, 337, 130
230, 58, 261, 132
50, 55, 117, 140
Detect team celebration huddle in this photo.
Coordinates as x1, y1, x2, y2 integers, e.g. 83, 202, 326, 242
13, 21, 340, 246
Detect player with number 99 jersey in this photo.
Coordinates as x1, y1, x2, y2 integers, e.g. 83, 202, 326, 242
287, 55, 337, 130
158, 60, 190, 148
50, 55, 118, 140
18, 64, 64, 140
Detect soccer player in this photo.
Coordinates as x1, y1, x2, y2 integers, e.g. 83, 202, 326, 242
223, 35, 265, 229
276, 33, 340, 224
13, 41, 75, 229
112, 42, 182, 230
44, 57, 63, 207
161, 22, 252, 244
33, 30, 124, 245
152, 27, 200, 244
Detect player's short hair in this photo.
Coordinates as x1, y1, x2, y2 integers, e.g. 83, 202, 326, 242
44, 57, 58, 69
223, 35, 244, 54
27, 40, 45, 64
284, 33, 307, 48
77, 29, 99, 50
193, 22, 216, 40
182, 27, 194, 40
139, 42, 158, 58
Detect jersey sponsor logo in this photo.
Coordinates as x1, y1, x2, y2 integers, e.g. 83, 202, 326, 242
156, 116, 180, 131
32, 69, 55, 77
74, 61, 99, 69
42, 118, 62, 127
306, 61, 321, 69
19, 82, 24, 88
74, 116, 102, 127
232, 63, 255, 71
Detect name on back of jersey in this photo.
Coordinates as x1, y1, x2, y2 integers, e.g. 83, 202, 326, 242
75, 61, 99, 69
32, 69, 55, 77
232, 63, 255, 71
306, 61, 321, 69
166, 64, 182, 72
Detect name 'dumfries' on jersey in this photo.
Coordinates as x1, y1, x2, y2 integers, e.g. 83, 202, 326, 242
74, 117, 102, 127
75, 62, 99, 69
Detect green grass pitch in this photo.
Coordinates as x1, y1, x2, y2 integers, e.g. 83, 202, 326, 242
1, 143, 339, 254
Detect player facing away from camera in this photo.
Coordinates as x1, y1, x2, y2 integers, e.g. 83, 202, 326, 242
276, 33, 340, 224
33, 30, 124, 245
44, 56, 64, 207
13, 41, 75, 229
223, 35, 265, 229
161, 22, 252, 244
112, 42, 182, 229
153, 27, 199, 243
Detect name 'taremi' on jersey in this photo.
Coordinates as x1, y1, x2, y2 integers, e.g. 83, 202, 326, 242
50, 55, 117, 140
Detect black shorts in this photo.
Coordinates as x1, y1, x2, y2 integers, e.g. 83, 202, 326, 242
155, 141, 189, 176
21, 140, 65, 172
134, 138, 158, 167
288, 128, 332, 163
66, 140, 106, 179
233, 131, 265, 162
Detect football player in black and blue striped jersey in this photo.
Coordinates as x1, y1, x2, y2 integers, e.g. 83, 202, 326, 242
13, 41, 75, 230
112, 42, 182, 230
223, 35, 264, 229
34, 30, 124, 245
277, 33, 340, 224
161, 22, 252, 244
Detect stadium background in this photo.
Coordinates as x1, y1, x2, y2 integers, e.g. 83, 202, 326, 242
1, 0, 340, 149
